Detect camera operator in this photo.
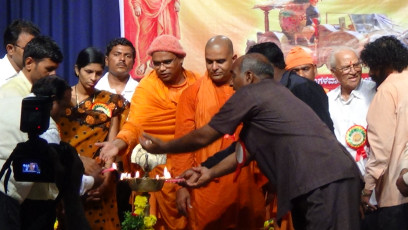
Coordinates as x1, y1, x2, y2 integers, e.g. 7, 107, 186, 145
0, 76, 103, 229
0, 35, 62, 230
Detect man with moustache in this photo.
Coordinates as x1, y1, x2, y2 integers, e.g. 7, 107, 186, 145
170, 35, 265, 229
97, 34, 199, 229
285, 46, 317, 81
95, 38, 139, 221
95, 37, 139, 103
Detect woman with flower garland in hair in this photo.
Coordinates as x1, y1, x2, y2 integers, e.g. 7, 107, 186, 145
58, 47, 129, 229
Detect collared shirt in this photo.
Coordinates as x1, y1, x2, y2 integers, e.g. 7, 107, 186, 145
95, 73, 139, 102
0, 71, 31, 99
328, 79, 376, 175
365, 69, 408, 208
0, 54, 18, 87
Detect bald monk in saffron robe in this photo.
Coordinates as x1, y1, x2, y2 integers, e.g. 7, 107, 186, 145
168, 35, 266, 230
97, 34, 198, 230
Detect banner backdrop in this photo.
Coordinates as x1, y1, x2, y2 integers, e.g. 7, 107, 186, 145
121, 0, 408, 90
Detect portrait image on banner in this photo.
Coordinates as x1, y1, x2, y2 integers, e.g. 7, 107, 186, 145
123, 0, 180, 80
121, 0, 408, 88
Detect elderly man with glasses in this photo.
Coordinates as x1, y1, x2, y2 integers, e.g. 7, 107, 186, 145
327, 46, 377, 228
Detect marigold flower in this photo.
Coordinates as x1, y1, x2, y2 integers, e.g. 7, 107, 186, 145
85, 115, 94, 124
99, 113, 107, 122
134, 208, 144, 216
134, 195, 148, 209
84, 100, 92, 109
144, 215, 157, 228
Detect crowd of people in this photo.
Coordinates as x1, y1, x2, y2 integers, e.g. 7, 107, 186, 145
0, 18, 408, 230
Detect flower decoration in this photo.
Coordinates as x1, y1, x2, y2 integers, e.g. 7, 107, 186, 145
85, 115, 95, 125
99, 113, 107, 122
134, 195, 148, 210
264, 218, 275, 230
122, 195, 157, 230
143, 215, 157, 230
84, 100, 92, 109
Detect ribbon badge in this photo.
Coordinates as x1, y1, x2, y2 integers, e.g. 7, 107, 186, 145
345, 125, 367, 162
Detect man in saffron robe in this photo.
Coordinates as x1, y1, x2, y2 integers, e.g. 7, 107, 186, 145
141, 53, 362, 230
129, 0, 180, 78
97, 34, 198, 229
169, 35, 265, 229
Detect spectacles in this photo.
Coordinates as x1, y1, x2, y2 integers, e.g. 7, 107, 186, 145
14, 44, 25, 50
336, 62, 362, 74
152, 58, 176, 68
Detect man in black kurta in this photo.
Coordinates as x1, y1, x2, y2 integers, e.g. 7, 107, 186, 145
141, 53, 362, 230
247, 41, 333, 133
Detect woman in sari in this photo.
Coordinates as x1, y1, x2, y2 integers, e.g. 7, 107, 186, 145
58, 47, 128, 229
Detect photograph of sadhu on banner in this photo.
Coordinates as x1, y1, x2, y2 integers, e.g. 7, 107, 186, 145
120, 0, 407, 90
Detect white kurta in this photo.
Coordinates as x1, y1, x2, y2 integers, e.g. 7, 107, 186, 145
328, 79, 376, 174
328, 79, 377, 204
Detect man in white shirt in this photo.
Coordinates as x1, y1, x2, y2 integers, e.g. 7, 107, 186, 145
95, 37, 138, 222
0, 19, 40, 87
327, 47, 377, 228
0, 37, 99, 229
0, 36, 62, 208
0, 36, 62, 99
0, 36, 62, 230
328, 47, 376, 174
95, 38, 139, 102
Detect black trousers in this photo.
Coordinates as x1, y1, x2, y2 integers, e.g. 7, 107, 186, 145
0, 191, 20, 230
20, 199, 57, 230
116, 180, 132, 223
376, 203, 408, 230
291, 176, 361, 230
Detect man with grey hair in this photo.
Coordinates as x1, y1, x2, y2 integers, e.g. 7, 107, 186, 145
328, 47, 376, 176
328, 47, 377, 228
141, 53, 362, 230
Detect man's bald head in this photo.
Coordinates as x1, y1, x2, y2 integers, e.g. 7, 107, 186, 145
205, 35, 234, 55
230, 53, 274, 90
205, 35, 236, 84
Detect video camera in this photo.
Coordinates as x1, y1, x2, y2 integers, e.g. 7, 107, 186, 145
11, 96, 55, 182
